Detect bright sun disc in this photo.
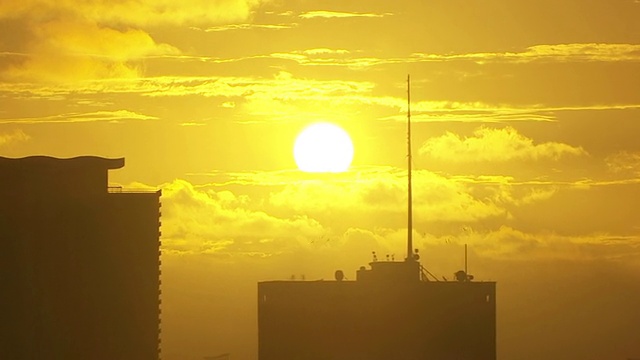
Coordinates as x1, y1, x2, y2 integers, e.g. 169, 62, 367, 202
294, 123, 354, 173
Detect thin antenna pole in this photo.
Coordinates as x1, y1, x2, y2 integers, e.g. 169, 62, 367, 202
406, 74, 413, 262
465, 244, 468, 275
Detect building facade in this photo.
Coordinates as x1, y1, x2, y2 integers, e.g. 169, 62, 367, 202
259, 261, 496, 360
0, 156, 161, 360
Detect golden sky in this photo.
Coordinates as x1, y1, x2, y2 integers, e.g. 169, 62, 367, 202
2, 1, 640, 359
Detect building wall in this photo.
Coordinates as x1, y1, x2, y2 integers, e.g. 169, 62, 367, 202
258, 279, 496, 360
0, 157, 161, 360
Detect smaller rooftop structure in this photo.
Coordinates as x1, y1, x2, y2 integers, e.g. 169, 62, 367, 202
0, 156, 125, 197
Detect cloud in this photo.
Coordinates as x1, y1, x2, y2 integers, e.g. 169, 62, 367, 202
606, 151, 640, 176
201, 44, 638, 71
419, 126, 587, 162
125, 168, 640, 274
193, 167, 640, 239
267, 44, 640, 68
302, 48, 350, 55
0, 110, 157, 124
175, 43, 640, 69
457, 226, 640, 261
2, 70, 639, 127
3, 20, 179, 82
412, 43, 640, 64
137, 73, 375, 100
6, 39, 632, 83
155, 176, 640, 266
521, 43, 640, 62
299, 11, 389, 19
195, 23, 297, 32
163, 169, 558, 249
265, 51, 402, 68
0, 0, 266, 27
0, 0, 267, 82
0, 73, 382, 123
0, 129, 30, 146
3, 70, 639, 132
159, 179, 325, 256
264, 168, 508, 228
385, 102, 640, 123
220, 101, 236, 108
143, 43, 640, 70
386, 101, 558, 123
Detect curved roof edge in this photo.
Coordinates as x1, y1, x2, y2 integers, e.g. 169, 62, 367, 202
0, 156, 125, 170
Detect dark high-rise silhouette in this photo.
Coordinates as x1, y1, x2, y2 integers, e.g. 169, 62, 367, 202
0, 156, 161, 360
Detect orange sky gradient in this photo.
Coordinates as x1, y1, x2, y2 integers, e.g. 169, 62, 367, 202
1, 1, 640, 359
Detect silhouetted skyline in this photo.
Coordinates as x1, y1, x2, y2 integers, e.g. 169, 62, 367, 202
1, 1, 640, 359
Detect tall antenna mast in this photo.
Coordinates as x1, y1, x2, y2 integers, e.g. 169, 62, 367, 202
406, 74, 413, 262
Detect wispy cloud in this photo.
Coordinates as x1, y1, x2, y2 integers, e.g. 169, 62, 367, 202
0, 0, 268, 27
3, 73, 639, 124
10, 42, 626, 80
302, 48, 350, 55
0, 129, 30, 146
606, 151, 640, 176
413, 43, 640, 64
156, 43, 640, 69
0, 110, 157, 124
299, 11, 390, 19
194, 23, 297, 32
381, 101, 558, 123
293, 43, 640, 66
183, 43, 639, 69
382, 102, 640, 123
220, 101, 236, 108
458, 226, 640, 261
0, 72, 376, 101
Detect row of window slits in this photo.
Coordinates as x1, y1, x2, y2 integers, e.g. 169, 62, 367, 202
158, 198, 162, 359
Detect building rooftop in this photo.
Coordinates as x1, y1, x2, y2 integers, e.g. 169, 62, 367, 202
0, 155, 124, 169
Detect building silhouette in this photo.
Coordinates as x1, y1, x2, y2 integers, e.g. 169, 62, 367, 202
259, 76, 495, 360
258, 259, 496, 360
259, 76, 496, 360
0, 156, 161, 360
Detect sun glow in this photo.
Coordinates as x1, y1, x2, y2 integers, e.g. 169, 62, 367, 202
294, 123, 354, 173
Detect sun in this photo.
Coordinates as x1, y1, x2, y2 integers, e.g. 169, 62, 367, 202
294, 122, 354, 173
